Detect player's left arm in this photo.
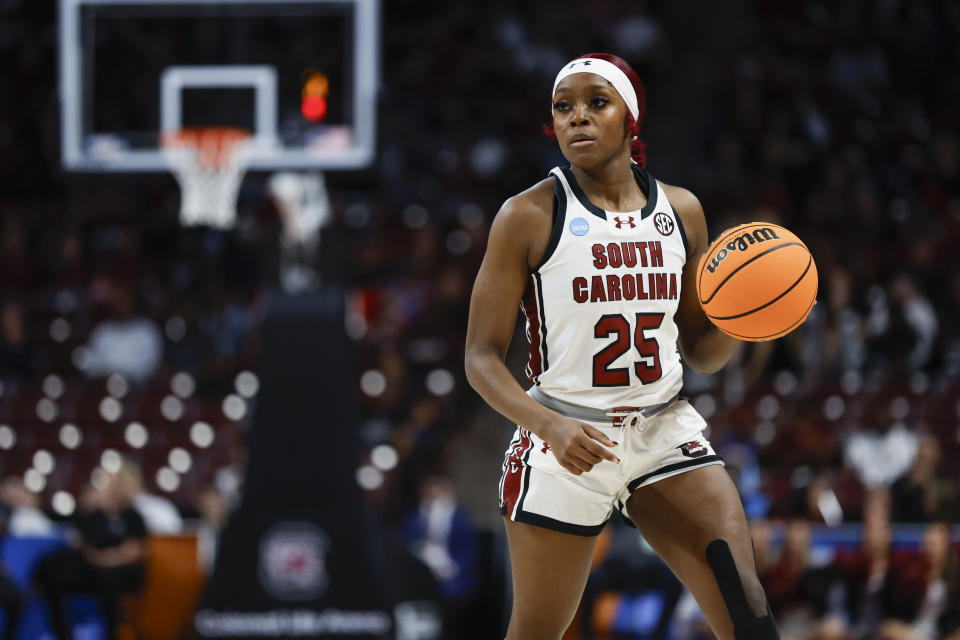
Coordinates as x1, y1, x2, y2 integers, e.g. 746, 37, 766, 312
664, 184, 741, 375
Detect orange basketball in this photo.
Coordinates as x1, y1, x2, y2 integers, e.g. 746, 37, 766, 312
696, 222, 818, 341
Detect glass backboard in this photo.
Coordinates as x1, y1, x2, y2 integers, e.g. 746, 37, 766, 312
59, 0, 379, 171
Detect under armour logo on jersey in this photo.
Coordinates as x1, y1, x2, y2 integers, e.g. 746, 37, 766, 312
568, 60, 592, 69
654, 212, 674, 236
613, 216, 636, 229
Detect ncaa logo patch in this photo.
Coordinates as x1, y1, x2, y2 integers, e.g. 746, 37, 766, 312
654, 212, 674, 236
569, 217, 590, 236
259, 522, 329, 601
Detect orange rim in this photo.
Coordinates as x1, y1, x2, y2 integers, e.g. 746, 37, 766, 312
160, 126, 251, 169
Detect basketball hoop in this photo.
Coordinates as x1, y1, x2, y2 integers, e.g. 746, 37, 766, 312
161, 127, 252, 229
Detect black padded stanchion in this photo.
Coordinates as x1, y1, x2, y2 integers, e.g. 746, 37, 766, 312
193, 290, 441, 640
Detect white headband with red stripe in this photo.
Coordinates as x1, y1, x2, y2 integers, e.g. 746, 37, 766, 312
552, 58, 639, 122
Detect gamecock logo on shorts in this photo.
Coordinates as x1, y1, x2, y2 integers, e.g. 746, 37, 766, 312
677, 441, 708, 458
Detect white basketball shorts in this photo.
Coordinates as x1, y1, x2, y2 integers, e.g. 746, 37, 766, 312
498, 395, 724, 536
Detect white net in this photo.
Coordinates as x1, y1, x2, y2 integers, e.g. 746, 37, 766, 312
268, 171, 331, 294
162, 127, 251, 229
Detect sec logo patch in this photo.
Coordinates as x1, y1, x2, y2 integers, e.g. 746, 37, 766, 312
654, 212, 674, 236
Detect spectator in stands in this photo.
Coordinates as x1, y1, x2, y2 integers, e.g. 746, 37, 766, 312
0, 476, 54, 536
0, 221, 37, 292
163, 302, 217, 372
402, 475, 478, 637
33, 472, 147, 640
82, 281, 162, 383
195, 484, 229, 532
761, 519, 844, 639
785, 471, 845, 526
750, 519, 777, 578
46, 227, 88, 287
762, 520, 812, 619
890, 434, 958, 524
925, 521, 960, 640
402, 475, 477, 598
875, 521, 960, 640
830, 488, 922, 640
866, 274, 939, 375
834, 517, 890, 638
213, 433, 248, 510
119, 461, 183, 535
818, 266, 867, 378
195, 483, 229, 573
890, 274, 939, 372
844, 419, 918, 491
722, 441, 770, 520
0, 300, 33, 379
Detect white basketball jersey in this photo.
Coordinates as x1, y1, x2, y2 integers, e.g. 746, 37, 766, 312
522, 164, 689, 409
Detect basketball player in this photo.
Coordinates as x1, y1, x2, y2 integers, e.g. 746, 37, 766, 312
465, 53, 779, 640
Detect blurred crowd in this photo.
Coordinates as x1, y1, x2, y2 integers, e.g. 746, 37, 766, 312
750, 494, 959, 640
2, 0, 960, 638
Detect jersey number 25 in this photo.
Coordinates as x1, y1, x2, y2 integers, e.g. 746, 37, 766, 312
592, 313, 664, 387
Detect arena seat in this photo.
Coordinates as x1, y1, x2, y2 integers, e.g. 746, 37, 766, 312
130, 534, 207, 640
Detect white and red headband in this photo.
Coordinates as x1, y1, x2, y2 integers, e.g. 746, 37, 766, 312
552, 57, 640, 122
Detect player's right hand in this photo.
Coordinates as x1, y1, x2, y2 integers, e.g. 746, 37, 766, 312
541, 417, 620, 475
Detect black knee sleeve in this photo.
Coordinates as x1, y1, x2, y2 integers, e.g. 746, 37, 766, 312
705, 540, 779, 640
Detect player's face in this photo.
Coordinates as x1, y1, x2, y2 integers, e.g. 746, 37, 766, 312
552, 73, 630, 167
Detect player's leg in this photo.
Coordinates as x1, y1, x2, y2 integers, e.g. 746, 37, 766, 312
504, 518, 599, 640
624, 465, 778, 640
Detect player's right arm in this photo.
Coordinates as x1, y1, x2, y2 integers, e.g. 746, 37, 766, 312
465, 184, 619, 475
